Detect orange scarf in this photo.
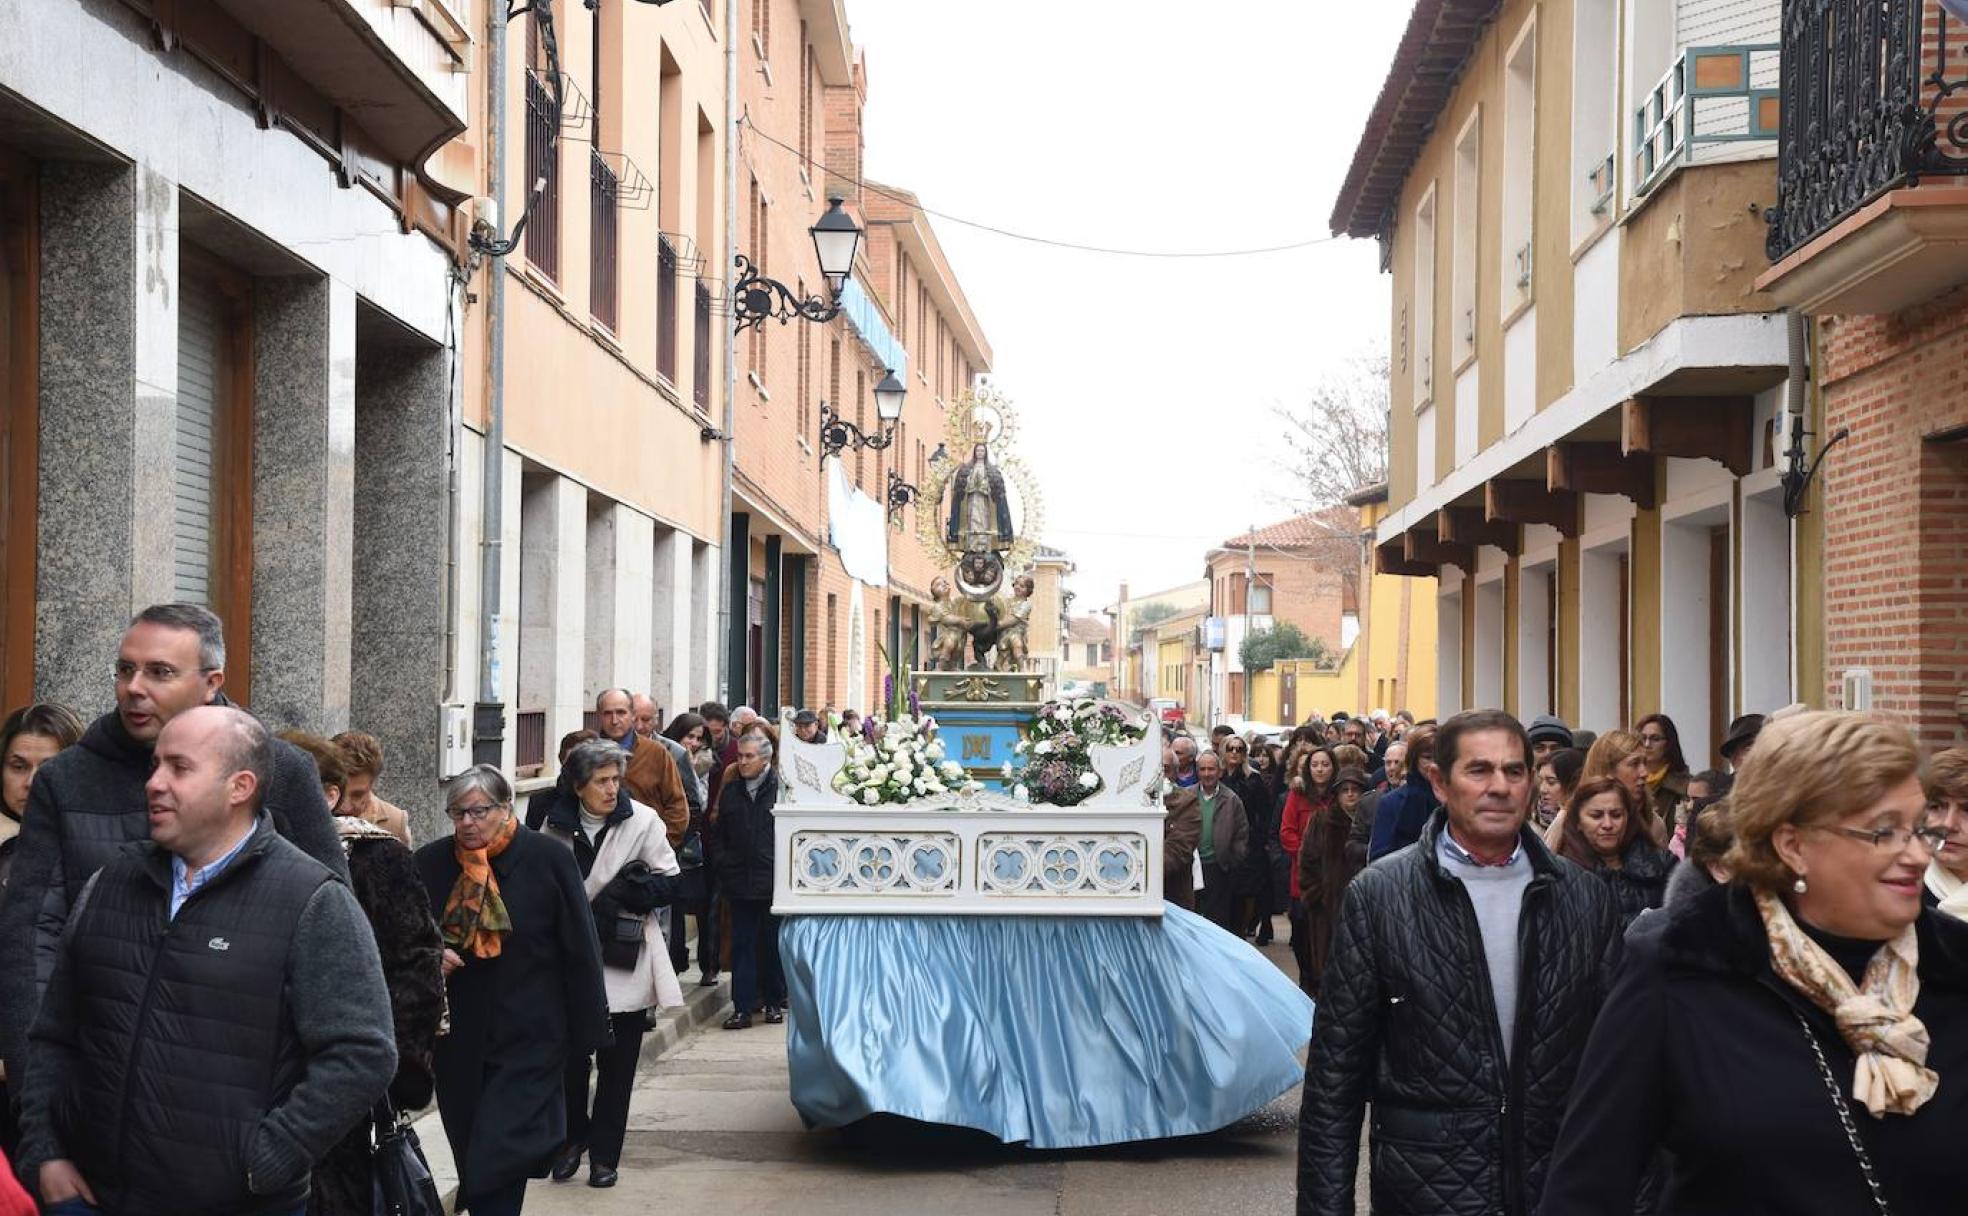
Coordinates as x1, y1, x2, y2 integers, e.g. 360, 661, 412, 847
441, 815, 518, 960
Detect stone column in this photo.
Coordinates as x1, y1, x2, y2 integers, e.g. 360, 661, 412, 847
519, 474, 588, 767
614, 508, 654, 709
249, 276, 356, 732
691, 540, 717, 706
584, 495, 616, 705
34, 161, 177, 714
349, 334, 449, 831
651, 527, 693, 716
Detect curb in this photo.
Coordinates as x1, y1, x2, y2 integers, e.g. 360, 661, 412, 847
414, 971, 732, 1212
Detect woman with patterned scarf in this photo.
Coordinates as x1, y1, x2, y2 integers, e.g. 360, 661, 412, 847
414, 765, 609, 1216
1541, 711, 1968, 1214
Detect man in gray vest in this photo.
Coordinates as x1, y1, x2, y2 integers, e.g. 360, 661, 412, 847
17, 705, 395, 1216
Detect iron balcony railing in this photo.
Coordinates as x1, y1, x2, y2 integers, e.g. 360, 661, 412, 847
590, 149, 620, 332
1633, 44, 1781, 198
1767, 0, 1968, 260
693, 281, 713, 411
657, 236, 680, 382
523, 69, 561, 280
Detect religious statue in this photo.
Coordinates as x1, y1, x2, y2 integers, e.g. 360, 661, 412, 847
945, 443, 1015, 558
926, 576, 972, 672
992, 575, 1035, 673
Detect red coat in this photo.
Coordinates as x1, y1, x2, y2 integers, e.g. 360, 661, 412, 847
1279, 787, 1329, 899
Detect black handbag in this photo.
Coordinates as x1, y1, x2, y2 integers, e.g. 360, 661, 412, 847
600, 909, 647, 970
371, 1098, 443, 1216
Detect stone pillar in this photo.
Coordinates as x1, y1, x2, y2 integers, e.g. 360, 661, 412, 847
584, 495, 616, 705
250, 276, 356, 732
34, 161, 177, 714
519, 474, 587, 768
651, 527, 693, 715
614, 508, 654, 709
349, 333, 449, 832
691, 540, 717, 707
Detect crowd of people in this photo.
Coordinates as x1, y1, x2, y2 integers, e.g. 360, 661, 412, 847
1267, 704, 1968, 1214
2, 598, 1966, 1214
0, 601, 822, 1215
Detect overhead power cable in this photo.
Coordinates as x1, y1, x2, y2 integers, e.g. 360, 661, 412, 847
737, 115, 1343, 260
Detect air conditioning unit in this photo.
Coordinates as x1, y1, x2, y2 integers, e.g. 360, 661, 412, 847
1841, 668, 1873, 712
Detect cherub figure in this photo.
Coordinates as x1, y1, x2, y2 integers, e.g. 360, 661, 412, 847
993, 575, 1035, 673
927, 576, 971, 671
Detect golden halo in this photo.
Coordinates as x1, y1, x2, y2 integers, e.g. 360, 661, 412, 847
919, 387, 1044, 574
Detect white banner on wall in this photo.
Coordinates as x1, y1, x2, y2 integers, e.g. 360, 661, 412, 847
826, 456, 889, 589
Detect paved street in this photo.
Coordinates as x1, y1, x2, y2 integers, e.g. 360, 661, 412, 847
519, 924, 1340, 1216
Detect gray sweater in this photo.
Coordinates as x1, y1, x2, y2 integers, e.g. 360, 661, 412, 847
1435, 829, 1534, 1061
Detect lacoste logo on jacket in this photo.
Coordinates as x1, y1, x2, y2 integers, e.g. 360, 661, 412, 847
207, 937, 231, 952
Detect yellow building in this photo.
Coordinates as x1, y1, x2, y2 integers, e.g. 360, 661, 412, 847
1335, 0, 1803, 765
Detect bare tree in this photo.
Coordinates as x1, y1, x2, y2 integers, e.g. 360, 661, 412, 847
1273, 349, 1390, 512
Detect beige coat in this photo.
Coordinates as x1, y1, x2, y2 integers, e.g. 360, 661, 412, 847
362, 795, 413, 847
580, 799, 684, 1014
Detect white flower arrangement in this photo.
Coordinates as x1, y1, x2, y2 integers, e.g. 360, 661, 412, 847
1005, 698, 1147, 807
830, 714, 985, 804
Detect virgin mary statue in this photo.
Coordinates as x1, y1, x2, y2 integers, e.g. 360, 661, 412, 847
944, 442, 1015, 554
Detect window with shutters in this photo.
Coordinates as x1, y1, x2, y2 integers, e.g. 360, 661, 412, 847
174, 254, 254, 700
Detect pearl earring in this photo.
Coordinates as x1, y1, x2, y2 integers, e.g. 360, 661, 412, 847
1793, 877, 1808, 895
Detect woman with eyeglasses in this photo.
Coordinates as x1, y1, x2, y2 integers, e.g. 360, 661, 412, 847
1542, 712, 1968, 1213
416, 765, 610, 1216
1634, 712, 1692, 838
1924, 748, 1968, 921
1217, 735, 1277, 944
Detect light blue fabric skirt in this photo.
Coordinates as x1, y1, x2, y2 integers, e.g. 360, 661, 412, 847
778, 904, 1314, 1149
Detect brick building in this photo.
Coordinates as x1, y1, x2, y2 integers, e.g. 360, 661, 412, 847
725, 5, 991, 718
1202, 512, 1356, 723
1757, 0, 1968, 748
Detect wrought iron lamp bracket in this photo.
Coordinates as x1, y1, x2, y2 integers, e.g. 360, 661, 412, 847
817, 401, 898, 461
732, 255, 843, 334
885, 469, 919, 521
1780, 414, 1852, 519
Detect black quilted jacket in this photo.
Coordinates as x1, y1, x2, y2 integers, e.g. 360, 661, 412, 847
1296, 810, 1623, 1216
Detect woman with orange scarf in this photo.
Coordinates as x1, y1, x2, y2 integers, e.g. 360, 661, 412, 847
415, 765, 609, 1216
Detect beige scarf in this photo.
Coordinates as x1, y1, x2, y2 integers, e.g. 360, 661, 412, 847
1755, 889, 1938, 1117
1927, 862, 1968, 923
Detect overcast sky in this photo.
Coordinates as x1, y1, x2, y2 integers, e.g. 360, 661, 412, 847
842, 1, 1413, 614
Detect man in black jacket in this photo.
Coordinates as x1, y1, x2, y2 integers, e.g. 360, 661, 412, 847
716, 732, 783, 1031
1297, 710, 1624, 1216
17, 705, 395, 1216
0, 604, 346, 1088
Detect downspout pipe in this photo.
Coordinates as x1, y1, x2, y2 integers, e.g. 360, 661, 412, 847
475, 0, 508, 760
1785, 310, 1808, 706
717, 0, 740, 704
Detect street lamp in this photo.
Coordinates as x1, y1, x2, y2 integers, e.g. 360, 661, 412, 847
810, 196, 863, 295
732, 196, 864, 334
874, 368, 907, 421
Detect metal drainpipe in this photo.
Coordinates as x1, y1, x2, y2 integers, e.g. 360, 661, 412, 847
475, 0, 508, 756
717, 0, 740, 704
1785, 310, 1808, 706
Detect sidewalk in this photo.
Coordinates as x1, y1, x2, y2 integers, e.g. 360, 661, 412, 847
412, 954, 732, 1207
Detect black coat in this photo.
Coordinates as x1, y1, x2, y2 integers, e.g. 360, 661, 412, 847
414, 827, 610, 1199
1584, 841, 1676, 928
715, 771, 778, 902
1541, 883, 1968, 1214
1297, 811, 1624, 1216
1221, 766, 1275, 896
0, 708, 346, 1083
311, 829, 446, 1216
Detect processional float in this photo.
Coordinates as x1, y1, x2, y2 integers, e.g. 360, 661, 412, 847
772, 389, 1311, 1149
